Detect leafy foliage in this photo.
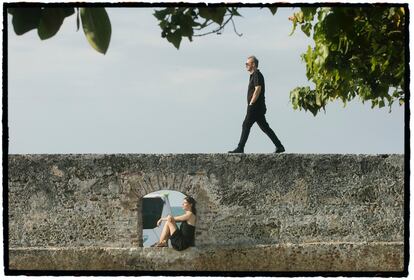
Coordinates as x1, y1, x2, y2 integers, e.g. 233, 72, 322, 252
154, 7, 238, 49
153, 7, 277, 49
8, 7, 111, 54
289, 7, 406, 115
8, 7, 74, 38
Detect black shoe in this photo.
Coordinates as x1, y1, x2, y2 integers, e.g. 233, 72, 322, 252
275, 146, 285, 154
228, 147, 244, 153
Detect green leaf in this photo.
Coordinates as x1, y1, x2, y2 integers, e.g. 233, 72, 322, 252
154, 8, 170, 20
80, 8, 112, 54
231, 7, 242, 17
38, 8, 71, 40
198, 7, 226, 25
319, 44, 329, 60
178, 13, 193, 37
290, 88, 300, 110
301, 7, 317, 21
316, 90, 323, 106
301, 22, 312, 37
166, 30, 182, 49
63, 7, 75, 17
289, 17, 298, 36
268, 7, 277, 15
180, 22, 193, 37
8, 7, 42, 35
295, 11, 304, 23
370, 57, 377, 72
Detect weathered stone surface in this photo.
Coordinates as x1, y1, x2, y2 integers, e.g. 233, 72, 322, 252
9, 243, 404, 271
8, 154, 404, 271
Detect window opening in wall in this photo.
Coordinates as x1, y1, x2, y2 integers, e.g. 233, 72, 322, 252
142, 190, 186, 247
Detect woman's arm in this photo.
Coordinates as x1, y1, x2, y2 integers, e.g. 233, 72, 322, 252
156, 217, 167, 227
156, 212, 191, 226
172, 212, 192, 222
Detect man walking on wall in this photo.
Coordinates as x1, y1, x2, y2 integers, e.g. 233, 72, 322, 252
229, 55, 285, 154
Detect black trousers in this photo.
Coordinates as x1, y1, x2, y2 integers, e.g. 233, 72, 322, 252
237, 106, 283, 149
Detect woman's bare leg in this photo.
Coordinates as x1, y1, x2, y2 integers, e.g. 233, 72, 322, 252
159, 221, 170, 243
166, 216, 177, 236
159, 215, 177, 243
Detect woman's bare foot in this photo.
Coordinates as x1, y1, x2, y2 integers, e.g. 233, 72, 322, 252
155, 241, 168, 247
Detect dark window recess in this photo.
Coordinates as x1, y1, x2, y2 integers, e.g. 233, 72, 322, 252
142, 197, 165, 229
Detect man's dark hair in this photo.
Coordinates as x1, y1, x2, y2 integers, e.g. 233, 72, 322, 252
248, 55, 259, 67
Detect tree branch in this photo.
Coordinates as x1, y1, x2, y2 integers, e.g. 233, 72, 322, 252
193, 14, 234, 37
193, 19, 215, 31
231, 18, 243, 37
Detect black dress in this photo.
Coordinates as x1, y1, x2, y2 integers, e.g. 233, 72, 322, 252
170, 221, 195, 251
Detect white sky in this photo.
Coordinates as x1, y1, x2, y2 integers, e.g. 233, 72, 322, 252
7, 7, 405, 154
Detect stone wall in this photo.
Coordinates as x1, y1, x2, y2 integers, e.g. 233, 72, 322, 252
7, 154, 405, 272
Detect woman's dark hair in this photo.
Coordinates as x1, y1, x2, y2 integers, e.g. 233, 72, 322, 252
184, 196, 197, 215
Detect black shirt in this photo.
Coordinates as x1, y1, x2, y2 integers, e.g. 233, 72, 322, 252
247, 69, 266, 112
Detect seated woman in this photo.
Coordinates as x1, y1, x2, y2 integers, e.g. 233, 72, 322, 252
152, 196, 196, 251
